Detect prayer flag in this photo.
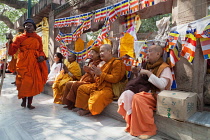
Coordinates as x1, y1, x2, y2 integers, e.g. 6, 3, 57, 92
181, 30, 196, 63
121, 0, 130, 16
108, 6, 118, 23
94, 9, 102, 22
201, 23, 210, 38
200, 38, 210, 59
114, 2, 122, 16
100, 7, 107, 21
129, 0, 139, 14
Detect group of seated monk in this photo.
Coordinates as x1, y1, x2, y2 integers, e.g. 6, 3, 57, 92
48, 44, 126, 117
46, 44, 173, 140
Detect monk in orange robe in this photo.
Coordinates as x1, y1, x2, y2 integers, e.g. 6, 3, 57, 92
117, 45, 173, 139
53, 53, 82, 104
62, 46, 102, 110
75, 44, 126, 116
8, 19, 48, 109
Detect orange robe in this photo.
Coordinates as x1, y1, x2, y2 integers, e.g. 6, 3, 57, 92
8, 32, 48, 99
118, 62, 172, 136
8, 33, 21, 73
53, 61, 82, 104
62, 60, 101, 108
75, 57, 126, 115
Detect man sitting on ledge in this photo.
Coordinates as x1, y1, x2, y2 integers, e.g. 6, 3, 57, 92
75, 44, 126, 116
118, 45, 173, 139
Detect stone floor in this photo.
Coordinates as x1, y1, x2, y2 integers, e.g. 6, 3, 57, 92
0, 74, 173, 140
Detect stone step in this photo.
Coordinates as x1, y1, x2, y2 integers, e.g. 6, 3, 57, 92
42, 85, 210, 140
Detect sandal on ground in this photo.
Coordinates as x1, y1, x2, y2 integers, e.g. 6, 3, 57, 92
138, 135, 153, 139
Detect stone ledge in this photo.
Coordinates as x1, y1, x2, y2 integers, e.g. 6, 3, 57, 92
42, 85, 210, 140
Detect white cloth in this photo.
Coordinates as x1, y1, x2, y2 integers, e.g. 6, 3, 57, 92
118, 90, 135, 115
118, 66, 173, 115
134, 41, 145, 59
154, 16, 171, 47
47, 63, 62, 82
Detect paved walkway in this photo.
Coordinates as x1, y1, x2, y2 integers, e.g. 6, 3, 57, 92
0, 74, 173, 140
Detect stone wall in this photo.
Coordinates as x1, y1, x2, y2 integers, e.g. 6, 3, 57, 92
204, 74, 210, 105
172, 0, 208, 110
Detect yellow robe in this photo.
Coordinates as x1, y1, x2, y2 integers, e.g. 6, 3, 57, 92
53, 61, 81, 104
75, 57, 126, 115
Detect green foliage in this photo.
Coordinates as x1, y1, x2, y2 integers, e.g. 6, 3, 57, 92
0, 4, 26, 45
86, 29, 101, 42
0, 0, 39, 46
139, 13, 172, 33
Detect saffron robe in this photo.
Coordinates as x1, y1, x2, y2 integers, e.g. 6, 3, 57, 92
8, 32, 48, 99
118, 62, 173, 136
75, 57, 126, 115
62, 60, 101, 109
53, 61, 81, 104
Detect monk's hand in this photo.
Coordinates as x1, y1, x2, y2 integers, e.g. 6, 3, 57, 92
91, 65, 101, 76
83, 65, 91, 73
131, 66, 140, 74
140, 69, 152, 77
37, 56, 45, 62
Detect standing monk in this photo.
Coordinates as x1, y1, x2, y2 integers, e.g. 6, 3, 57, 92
53, 53, 82, 104
8, 19, 48, 109
75, 44, 126, 116
117, 45, 173, 139
62, 46, 101, 110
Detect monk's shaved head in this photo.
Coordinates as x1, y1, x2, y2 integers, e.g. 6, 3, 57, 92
151, 45, 163, 56
147, 45, 163, 64
101, 44, 112, 52
100, 44, 113, 62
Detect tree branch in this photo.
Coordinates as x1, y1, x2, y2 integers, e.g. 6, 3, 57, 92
0, 0, 28, 9
0, 14, 14, 29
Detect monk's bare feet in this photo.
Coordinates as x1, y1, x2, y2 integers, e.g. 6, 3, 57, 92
77, 110, 90, 116
138, 135, 153, 139
21, 102, 26, 108
72, 107, 81, 112
27, 105, 35, 110
84, 113, 92, 117
124, 129, 129, 133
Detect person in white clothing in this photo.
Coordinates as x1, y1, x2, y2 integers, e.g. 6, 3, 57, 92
46, 52, 63, 85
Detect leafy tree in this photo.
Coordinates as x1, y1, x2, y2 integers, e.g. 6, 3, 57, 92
139, 13, 172, 33
0, 0, 38, 45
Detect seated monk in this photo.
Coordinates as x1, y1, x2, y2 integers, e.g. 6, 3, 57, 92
75, 44, 126, 116
117, 45, 173, 139
62, 46, 102, 110
52, 53, 82, 104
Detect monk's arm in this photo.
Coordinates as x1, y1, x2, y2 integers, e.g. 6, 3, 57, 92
37, 37, 46, 57
148, 67, 172, 90
8, 37, 20, 55
101, 60, 125, 83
